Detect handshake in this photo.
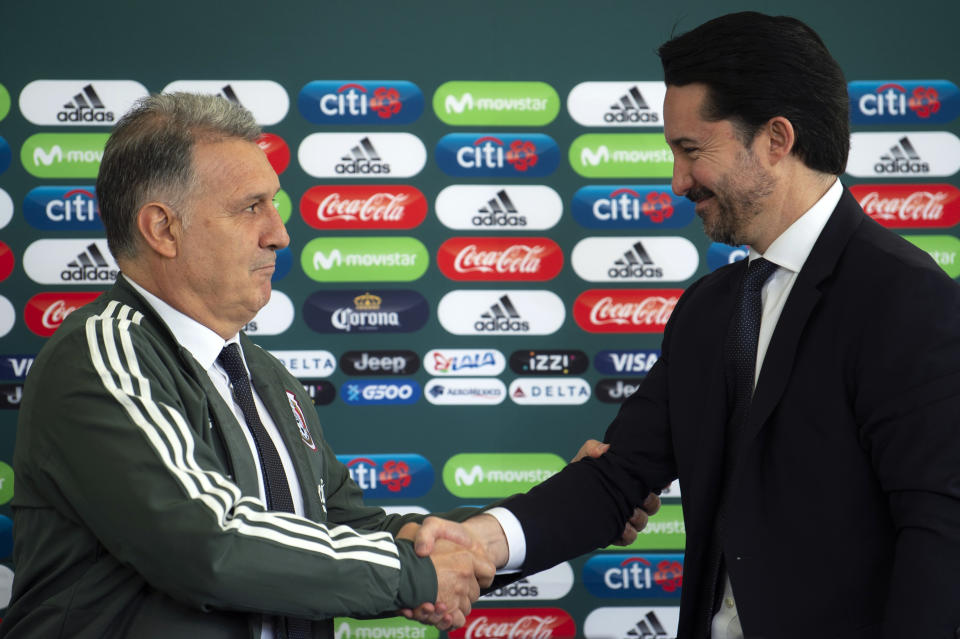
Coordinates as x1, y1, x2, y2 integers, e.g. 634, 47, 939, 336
396, 439, 662, 630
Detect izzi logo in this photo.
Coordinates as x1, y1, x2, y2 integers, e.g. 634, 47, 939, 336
303, 290, 428, 334
299, 81, 424, 124
851, 183, 960, 229
24, 186, 102, 230
340, 380, 421, 406
582, 554, 684, 599
423, 349, 505, 376
336, 454, 433, 497
19, 80, 147, 126
509, 378, 591, 405
433, 81, 560, 126
508, 349, 587, 376
332, 617, 439, 639
435, 133, 559, 177
567, 81, 666, 126
849, 80, 960, 124
570, 134, 673, 178
594, 349, 660, 375
163, 80, 289, 125
442, 453, 564, 498
340, 350, 419, 376
301, 237, 428, 282
584, 607, 680, 639
847, 132, 960, 178
298, 133, 426, 178
437, 290, 565, 336
424, 378, 506, 406
571, 237, 698, 282
707, 243, 749, 271
435, 185, 562, 230
596, 379, 642, 403
300, 185, 427, 230
22, 133, 110, 178
572, 186, 695, 229
268, 350, 336, 378
23, 239, 118, 284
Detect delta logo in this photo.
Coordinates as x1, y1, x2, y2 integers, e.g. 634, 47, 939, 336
449, 608, 576, 639
298, 81, 424, 124
22, 133, 110, 178
435, 133, 559, 177
300, 186, 427, 230
433, 81, 560, 126
584, 607, 680, 639
268, 350, 336, 378
23, 239, 119, 284
423, 349, 505, 376
595, 379, 643, 403
163, 80, 290, 125
572, 186, 695, 229
424, 378, 506, 406
850, 183, 960, 229
509, 378, 591, 406
442, 453, 565, 498
23, 186, 103, 230
435, 185, 563, 231
594, 349, 660, 375
340, 350, 419, 376
582, 554, 684, 599
298, 133, 426, 178
508, 349, 588, 376
847, 132, 960, 178
574, 289, 682, 334
301, 237, 428, 282
567, 81, 666, 127
336, 454, 433, 498
302, 290, 429, 334
569, 134, 673, 178
24, 291, 102, 337
849, 80, 960, 124
341, 380, 421, 406
571, 237, 699, 282
19, 80, 147, 126
437, 237, 563, 281
437, 290, 565, 336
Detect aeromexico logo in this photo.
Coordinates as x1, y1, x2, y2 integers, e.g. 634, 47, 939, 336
433, 81, 560, 125
301, 237, 428, 282
299, 81, 424, 124
302, 290, 428, 334
23, 239, 118, 284
435, 133, 559, 177
442, 453, 564, 498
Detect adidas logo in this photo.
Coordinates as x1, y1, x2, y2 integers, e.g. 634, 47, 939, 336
335, 136, 391, 175
58, 84, 114, 123
608, 241, 663, 279
605, 85, 659, 123
473, 189, 527, 227
217, 84, 241, 104
875, 136, 929, 174
625, 611, 671, 638
475, 295, 529, 332
62, 243, 118, 282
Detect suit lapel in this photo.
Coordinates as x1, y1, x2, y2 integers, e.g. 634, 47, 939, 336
743, 189, 865, 445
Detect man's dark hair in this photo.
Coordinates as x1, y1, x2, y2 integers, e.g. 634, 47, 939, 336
658, 11, 849, 175
96, 93, 261, 260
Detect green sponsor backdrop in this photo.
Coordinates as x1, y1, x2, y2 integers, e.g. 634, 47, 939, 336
0, 0, 958, 634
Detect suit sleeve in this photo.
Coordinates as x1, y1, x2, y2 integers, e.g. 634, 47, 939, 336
20, 309, 436, 619
854, 264, 960, 636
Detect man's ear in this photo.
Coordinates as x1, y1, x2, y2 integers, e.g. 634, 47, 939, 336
135, 202, 181, 258
763, 116, 796, 165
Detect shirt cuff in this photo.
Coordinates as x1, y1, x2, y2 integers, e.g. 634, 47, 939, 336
485, 506, 526, 572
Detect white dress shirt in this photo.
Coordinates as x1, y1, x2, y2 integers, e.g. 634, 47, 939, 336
491, 179, 844, 637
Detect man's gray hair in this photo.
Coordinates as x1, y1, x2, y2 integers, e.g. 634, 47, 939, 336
96, 92, 261, 260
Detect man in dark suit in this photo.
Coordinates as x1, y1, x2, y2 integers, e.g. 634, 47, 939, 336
410, 12, 960, 638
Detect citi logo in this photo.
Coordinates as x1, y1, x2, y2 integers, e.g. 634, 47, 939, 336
442, 453, 565, 498
337, 454, 433, 497
24, 187, 102, 230
424, 378, 506, 405
572, 186, 695, 229
298, 80, 424, 125
707, 242, 749, 271
567, 81, 667, 128
298, 132, 426, 179
438, 290, 565, 336
162, 81, 290, 125
847, 132, 960, 178
435, 133, 559, 177
268, 350, 336, 378
571, 237, 699, 282
509, 378, 591, 405
849, 80, 960, 124
20, 80, 147, 127
58, 84, 113, 123
583, 554, 684, 598
423, 349, 505, 376
301, 380, 336, 406
435, 185, 563, 231
23, 239, 118, 284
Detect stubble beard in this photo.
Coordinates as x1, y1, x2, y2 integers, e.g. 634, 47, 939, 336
694, 149, 775, 247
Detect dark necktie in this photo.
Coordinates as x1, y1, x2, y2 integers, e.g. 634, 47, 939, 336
217, 343, 311, 639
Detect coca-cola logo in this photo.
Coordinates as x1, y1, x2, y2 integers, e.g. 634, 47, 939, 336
449, 607, 576, 639
256, 133, 290, 175
25, 291, 102, 337
850, 183, 960, 229
438, 237, 563, 281
299, 185, 427, 230
574, 289, 681, 333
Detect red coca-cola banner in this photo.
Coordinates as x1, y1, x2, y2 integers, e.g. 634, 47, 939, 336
437, 237, 563, 281
449, 607, 576, 639
256, 133, 290, 175
574, 289, 682, 333
300, 185, 427, 230
850, 183, 960, 229
25, 292, 102, 337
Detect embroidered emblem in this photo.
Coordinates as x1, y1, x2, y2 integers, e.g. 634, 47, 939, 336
318, 479, 327, 515
285, 390, 317, 451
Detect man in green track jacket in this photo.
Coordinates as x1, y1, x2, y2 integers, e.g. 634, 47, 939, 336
1, 93, 493, 639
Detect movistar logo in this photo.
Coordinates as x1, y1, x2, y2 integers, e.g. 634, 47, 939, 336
301, 237, 428, 282
569, 134, 674, 178
21, 133, 109, 178
443, 453, 565, 497
445, 93, 474, 114
33, 145, 63, 166
313, 250, 342, 270
433, 81, 559, 126
454, 465, 484, 486
580, 145, 610, 166
334, 618, 438, 639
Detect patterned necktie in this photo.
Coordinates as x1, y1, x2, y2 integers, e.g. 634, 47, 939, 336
217, 343, 311, 639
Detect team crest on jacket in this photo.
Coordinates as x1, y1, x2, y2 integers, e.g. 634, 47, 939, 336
285, 390, 317, 450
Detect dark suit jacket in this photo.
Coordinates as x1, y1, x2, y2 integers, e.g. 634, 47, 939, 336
504, 189, 960, 638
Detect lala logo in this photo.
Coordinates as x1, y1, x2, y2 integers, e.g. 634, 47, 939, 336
300, 185, 427, 230
285, 390, 317, 450
574, 289, 681, 333
437, 237, 563, 281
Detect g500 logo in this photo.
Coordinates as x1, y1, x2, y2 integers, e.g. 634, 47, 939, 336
442, 453, 564, 498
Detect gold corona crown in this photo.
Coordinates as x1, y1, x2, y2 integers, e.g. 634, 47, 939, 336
354, 292, 382, 310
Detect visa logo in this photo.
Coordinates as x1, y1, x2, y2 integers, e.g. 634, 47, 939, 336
1, 355, 36, 379
594, 350, 660, 375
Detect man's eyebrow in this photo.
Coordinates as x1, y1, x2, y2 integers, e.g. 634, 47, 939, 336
667, 136, 697, 146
